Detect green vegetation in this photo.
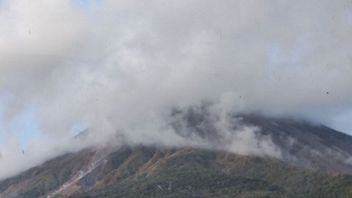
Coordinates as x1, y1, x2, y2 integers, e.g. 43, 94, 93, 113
72, 147, 352, 198
1, 146, 352, 198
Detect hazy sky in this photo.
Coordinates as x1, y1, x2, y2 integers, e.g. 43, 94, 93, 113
0, 0, 352, 179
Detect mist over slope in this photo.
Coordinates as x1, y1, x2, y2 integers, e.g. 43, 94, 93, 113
0, 0, 352, 180
2, 114, 352, 198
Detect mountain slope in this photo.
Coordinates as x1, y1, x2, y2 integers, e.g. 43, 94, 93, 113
1, 114, 352, 197
171, 110, 352, 173
70, 146, 352, 198
240, 114, 352, 173
1, 146, 352, 198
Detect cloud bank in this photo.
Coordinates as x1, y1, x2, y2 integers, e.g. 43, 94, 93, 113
0, 0, 352, 179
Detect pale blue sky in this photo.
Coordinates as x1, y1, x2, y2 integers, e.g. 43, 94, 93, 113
72, 0, 103, 9
0, 106, 41, 149
11, 109, 41, 149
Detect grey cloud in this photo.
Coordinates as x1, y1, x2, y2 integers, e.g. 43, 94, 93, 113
0, 0, 351, 179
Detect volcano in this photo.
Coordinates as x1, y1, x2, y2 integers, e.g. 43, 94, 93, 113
1, 114, 352, 198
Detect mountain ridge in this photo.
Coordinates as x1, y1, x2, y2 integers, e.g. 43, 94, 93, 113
1, 114, 352, 197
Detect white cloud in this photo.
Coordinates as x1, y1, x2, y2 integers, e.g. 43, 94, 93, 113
0, 0, 351, 179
